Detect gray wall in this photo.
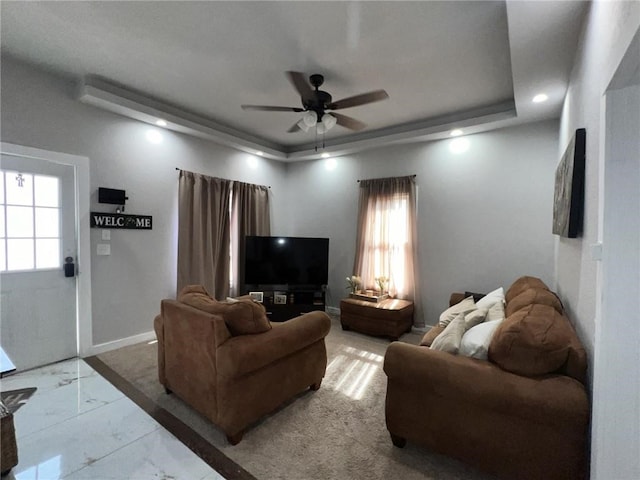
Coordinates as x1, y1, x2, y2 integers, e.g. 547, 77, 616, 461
1, 55, 559, 343
556, 1, 639, 365
557, 2, 640, 478
1, 56, 288, 345
284, 120, 559, 326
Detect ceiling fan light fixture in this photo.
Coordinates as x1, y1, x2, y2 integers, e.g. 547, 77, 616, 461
303, 110, 318, 127
297, 118, 312, 132
322, 113, 337, 130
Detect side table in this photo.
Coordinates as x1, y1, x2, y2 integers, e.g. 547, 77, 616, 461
340, 297, 414, 340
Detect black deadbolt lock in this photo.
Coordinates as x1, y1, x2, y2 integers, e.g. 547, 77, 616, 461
64, 256, 75, 277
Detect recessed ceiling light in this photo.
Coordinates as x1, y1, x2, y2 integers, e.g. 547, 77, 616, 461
532, 94, 548, 103
450, 129, 463, 137
155, 119, 167, 127
321, 152, 330, 158
449, 137, 470, 154
145, 129, 163, 144
256, 151, 264, 156
325, 158, 337, 171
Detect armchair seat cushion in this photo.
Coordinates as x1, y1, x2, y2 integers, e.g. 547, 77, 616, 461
217, 311, 331, 379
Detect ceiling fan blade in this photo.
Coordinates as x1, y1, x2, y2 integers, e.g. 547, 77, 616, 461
328, 90, 389, 110
286, 71, 314, 100
332, 112, 366, 131
287, 122, 301, 133
241, 104, 304, 112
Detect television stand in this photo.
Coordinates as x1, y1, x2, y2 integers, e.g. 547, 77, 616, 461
247, 288, 326, 322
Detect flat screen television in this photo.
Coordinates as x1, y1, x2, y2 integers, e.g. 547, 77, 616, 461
244, 236, 329, 287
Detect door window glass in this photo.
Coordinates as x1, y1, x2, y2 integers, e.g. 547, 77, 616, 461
1, 171, 61, 272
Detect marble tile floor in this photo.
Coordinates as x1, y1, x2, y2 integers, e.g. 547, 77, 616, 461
1, 358, 225, 480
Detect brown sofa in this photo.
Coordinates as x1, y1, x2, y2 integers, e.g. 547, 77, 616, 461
154, 286, 331, 444
383, 276, 589, 480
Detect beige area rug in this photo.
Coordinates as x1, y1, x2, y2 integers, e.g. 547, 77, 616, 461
93, 316, 496, 480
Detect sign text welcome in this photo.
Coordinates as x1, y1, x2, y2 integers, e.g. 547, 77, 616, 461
90, 212, 152, 230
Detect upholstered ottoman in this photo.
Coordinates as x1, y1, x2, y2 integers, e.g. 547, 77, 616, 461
340, 298, 414, 340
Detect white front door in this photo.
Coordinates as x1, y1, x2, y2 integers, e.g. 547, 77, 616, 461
0, 154, 78, 371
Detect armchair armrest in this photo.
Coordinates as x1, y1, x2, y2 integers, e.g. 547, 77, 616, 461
384, 342, 589, 428
217, 311, 331, 379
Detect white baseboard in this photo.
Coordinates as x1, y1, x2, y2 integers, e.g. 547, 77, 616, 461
326, 306, 340, 315
84, 330, 157, 357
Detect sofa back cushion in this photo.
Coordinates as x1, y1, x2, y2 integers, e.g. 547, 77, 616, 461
489, 304, 574, 377
178, 285, 271, 336
505, 276, 549, 303
505, 287, 564, 317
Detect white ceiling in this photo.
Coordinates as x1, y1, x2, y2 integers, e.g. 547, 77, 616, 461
0, 1, 588, 160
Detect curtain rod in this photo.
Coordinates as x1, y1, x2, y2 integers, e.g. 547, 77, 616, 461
175, 167, 270, 188
357, 174, 416, 183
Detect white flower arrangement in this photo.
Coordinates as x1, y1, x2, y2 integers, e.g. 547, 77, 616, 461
346, 275, 361, 294
375, 276, 389, 293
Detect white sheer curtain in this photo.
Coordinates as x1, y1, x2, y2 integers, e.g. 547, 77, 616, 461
353, 175, 423, 326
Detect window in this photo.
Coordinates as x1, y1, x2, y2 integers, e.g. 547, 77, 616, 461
367, 192, 409, 293
1, 170, 61, 272
353, 176, 418, 301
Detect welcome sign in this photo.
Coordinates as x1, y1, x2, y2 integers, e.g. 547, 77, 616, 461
90, 212, 152, 230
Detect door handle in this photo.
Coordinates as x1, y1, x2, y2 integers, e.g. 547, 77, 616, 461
64, 257, 75, 277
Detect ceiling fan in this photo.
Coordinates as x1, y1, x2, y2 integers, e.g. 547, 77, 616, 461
241, 71, 389, 133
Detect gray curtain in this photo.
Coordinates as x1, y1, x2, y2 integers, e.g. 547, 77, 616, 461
177, 170, 232, 299
230, 181, 271, 296
353, 175, 423, 327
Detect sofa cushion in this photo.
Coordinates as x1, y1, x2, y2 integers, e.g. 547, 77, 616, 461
485, 300, 505, 322
178, 285, 271, 336
505, 287, 563, 317
420, 325, 445, 346
505, 276, 549, 303
438, 296, 475, 327
464, 308, 488, 330
475, 287, 505, 310
459, 319, 504, 360
431, 312, 466, 354
489, 304, 572, 376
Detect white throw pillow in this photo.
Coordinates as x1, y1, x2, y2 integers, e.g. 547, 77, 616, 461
475, 287, 505, 310
485, 300, 505, 322
464, 308, 488, 330
459, 319, 504, 360
438, 296, 476, 327
431, 312, 466, 354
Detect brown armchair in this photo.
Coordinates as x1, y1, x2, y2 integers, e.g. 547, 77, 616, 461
154, 289, 331, 444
